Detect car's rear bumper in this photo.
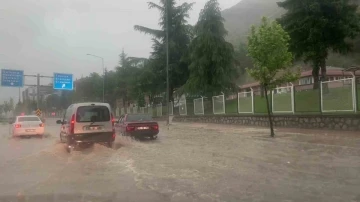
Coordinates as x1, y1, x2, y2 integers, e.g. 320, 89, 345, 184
69, 132, 115, 143
127, 130, 159, 137
13, 128, 45, 136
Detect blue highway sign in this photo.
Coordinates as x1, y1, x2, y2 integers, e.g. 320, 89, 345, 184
1, 69, 24, 87
53, 73, 73, 90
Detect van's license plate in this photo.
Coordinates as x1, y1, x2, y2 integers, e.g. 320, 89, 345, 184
137, 127, 149, 130
87, 126, 102, 130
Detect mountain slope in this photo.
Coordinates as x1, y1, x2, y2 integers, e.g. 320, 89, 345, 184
222, 0, 284, 44
222, 0, 360, 69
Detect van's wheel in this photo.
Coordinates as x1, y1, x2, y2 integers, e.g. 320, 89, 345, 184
66, 144, 73, 153
150, 135, 157, 140
107, 141, 115, 149
60, 133, 66, 143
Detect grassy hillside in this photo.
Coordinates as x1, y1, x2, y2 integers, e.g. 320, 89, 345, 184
222, 0, 360, 75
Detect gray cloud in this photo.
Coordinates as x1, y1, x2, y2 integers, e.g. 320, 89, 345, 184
0, 0, 239, 102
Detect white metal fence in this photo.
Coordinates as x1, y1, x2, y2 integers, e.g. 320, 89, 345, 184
156, 104, 163, 117
238, 91, 254, 113
212, 94, 225, 114
140, 107, 145, 114
179, 96, 187, 116
272, 84, 294, 114
133, 107, 138, 114
194, 97, 204, 115
321, 77, 356, 112
169, 102, 173, 116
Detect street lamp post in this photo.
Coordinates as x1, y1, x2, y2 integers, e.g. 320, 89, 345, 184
165, 0, 170, 126
86, 54, 105, 102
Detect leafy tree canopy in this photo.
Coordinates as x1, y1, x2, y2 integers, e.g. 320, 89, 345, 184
184, 0, 237, 96
277, 0, 360, 87
247, 17, 299, 137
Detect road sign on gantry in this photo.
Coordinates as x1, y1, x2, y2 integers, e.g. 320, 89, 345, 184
53, 73, 73, 90
1, 69, 24, 87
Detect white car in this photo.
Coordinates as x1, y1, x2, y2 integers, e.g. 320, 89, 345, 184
11, 115, 45, 138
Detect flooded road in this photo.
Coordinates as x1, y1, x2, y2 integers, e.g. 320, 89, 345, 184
0, 119, 359, 202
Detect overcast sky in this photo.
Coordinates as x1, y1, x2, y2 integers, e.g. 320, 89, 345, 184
0, 0, 240, 102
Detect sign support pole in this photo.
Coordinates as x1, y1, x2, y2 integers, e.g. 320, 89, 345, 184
37, 73, 40, 109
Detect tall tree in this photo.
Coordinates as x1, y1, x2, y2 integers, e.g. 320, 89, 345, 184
277, 0, 360, 89
247, 17, 299, 137
114, 50, 144, 107
134, 0, 194, 100
184, 0, 237, 95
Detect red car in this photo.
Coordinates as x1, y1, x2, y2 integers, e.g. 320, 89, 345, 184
115, 114, 159, 140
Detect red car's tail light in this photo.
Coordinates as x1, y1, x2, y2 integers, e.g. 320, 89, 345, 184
152, 125, 159, 130
39, 123, 44, 127
126, 126, 135, 132
70, 114, 75, 134
15, 124, 21, 128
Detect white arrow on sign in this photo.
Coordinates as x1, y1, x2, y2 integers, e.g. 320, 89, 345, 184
61, 84, 66, 88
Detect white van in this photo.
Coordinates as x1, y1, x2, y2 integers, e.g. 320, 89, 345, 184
56, 102, 115, 152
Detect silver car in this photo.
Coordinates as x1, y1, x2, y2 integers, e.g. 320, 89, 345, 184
56, 102, 115, 153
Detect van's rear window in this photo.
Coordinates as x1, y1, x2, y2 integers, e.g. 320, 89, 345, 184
18, 117, 40, 122
76, 106, 110, 122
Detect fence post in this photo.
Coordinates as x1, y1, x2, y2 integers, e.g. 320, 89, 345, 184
252, 88, 256, 114
212, 96, 215, 115
356, 77, 359, 112
222, 92, 225, 115
290, 83, 295, 114
320, 81, 323, 113
202, 97, 204, 115
351, 74, 357, 113
237, 91, 240, 114
271, 88, 274, 113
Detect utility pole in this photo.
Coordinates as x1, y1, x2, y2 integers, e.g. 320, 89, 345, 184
165, 0, 170, 127
18, 87, 21, 104
37, 74, 40, 109
86, 54, 105, 102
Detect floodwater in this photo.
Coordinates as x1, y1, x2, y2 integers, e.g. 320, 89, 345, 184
0, 119, 359, 202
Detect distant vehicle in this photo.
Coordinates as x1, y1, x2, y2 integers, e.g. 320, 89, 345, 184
56, 102, 115, 153
115, 114, 159, 140
10, 115, 45, 138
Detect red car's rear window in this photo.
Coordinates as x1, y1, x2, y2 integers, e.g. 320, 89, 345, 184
126, 114, 153, 122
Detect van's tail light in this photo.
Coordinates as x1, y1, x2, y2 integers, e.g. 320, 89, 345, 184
39, 123, 44, 127
152, 125, 159, 130
15, 124, 21, 128
126, 126, 135, 132
112, 129, 116, 139
70, 114, 75, 134
111, 113, 115, 127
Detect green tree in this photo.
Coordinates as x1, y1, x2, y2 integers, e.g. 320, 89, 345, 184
114, 50, 142, 108
134, 0, 194, 100
247, 17, 299, 137
184, 0, 237, 96
45, 94, 61, 111
9, 98, 14, 112
277, 0, 360, 89
0, 104, 3, 115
